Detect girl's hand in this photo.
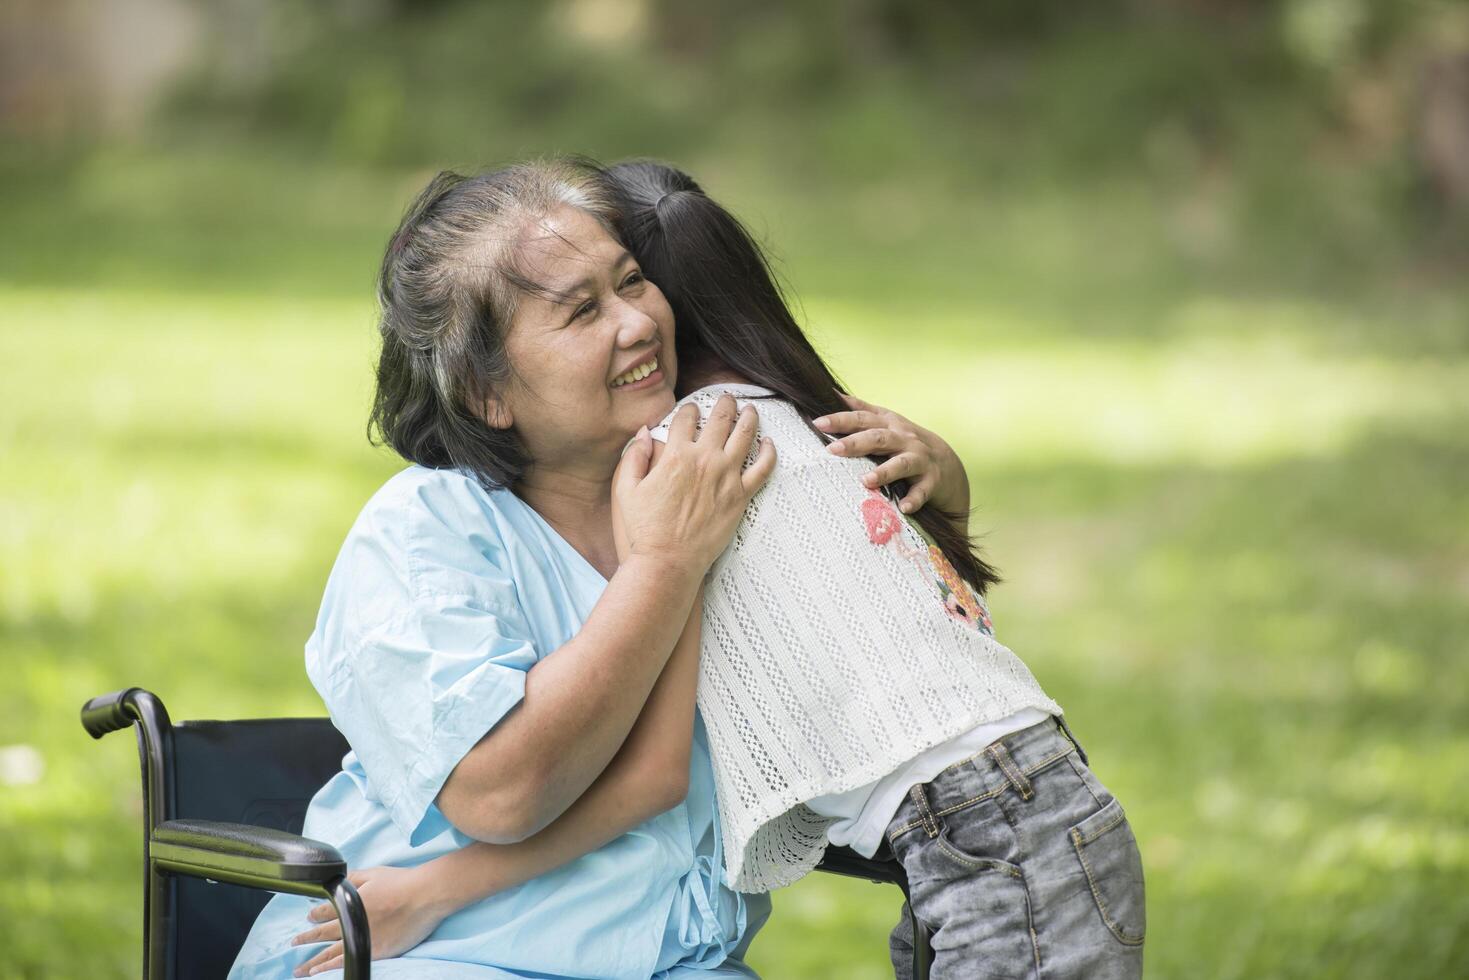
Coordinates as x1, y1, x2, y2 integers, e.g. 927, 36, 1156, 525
613, 394, 775, 575
290, 865, 452, 976
815, 393, 970, 518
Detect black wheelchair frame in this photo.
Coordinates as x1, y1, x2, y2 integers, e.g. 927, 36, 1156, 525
83, 687, 933, 979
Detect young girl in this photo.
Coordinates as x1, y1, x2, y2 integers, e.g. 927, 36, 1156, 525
295, 163, 1145, 979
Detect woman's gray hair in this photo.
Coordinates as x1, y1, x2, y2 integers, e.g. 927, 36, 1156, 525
369, 157, 625, 490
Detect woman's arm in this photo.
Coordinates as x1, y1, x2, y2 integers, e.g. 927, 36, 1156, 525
437, 549, 696, 844
437, 582, 705, 908
815, 393, 971, 529
290, 586, 707, 976
437, 398, 772, 845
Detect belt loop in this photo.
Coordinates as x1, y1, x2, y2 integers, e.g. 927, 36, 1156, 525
908, 783, 940, 839
985, 741, 1034, 801
1055, 714, 1090, 767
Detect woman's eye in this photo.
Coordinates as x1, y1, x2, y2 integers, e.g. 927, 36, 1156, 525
572, 300, 596, 321
622, 271, 645, 288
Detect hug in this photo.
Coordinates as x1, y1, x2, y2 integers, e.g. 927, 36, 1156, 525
227, 158, 1145, 979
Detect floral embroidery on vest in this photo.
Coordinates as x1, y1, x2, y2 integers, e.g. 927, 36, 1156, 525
926, 543, 994, 634
860, 492, 902, 545
860, 489, 994, 635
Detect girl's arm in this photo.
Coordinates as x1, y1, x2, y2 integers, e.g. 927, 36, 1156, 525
291, 477, 707, 976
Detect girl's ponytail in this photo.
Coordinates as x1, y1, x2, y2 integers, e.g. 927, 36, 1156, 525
609, 160, 999, 596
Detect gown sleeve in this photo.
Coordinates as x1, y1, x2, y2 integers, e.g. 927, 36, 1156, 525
306, 474, 540, 844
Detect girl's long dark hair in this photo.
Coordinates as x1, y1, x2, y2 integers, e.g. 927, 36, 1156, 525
607, 160, 999, 596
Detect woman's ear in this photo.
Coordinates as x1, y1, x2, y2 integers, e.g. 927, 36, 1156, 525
483, 393, 514, 429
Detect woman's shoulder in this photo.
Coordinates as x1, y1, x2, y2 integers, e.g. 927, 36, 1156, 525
312, 466, 532, 655
364, 463, 488, 505
357, 465, 514, 530
339, 465, 524, 585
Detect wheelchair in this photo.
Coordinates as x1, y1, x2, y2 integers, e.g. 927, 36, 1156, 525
83, 687, 934, 979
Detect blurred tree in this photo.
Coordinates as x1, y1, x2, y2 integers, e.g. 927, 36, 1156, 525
0, 0, 199, 140
1420, 50, 1469, 208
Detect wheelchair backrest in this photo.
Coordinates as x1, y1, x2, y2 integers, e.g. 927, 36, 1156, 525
167, 718, 349, 978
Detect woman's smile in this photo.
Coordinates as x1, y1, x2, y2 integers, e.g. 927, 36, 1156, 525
610, 352, 663, 390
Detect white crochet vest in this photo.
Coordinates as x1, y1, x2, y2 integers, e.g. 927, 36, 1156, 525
651, 384, 1063, 893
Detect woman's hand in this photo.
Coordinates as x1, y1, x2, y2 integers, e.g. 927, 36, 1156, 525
815, 393, 970, 520
611, 436, 664, 565
614, 394, 775, 575
290, 865, 453, 976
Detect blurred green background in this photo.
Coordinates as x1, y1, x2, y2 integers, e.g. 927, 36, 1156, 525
3, 1, 1467, 977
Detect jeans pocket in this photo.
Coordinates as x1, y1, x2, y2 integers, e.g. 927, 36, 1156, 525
1068, 797, 1146, 946
933, 826, 1026, 879
927, 796, 1019, 877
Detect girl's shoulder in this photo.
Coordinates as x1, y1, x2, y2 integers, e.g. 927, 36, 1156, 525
677, 381, 780, 401
660, 382, 784, 418
651, 383, 827, 458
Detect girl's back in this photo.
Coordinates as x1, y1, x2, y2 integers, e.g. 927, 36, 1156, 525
650, 382, 1062, 893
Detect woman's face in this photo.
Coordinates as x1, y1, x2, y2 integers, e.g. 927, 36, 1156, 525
490, 205, 677, 470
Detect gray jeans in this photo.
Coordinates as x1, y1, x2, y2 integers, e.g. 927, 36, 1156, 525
883, 716, 1145, 979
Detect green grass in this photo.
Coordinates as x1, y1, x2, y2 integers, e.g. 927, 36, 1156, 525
3, 264, 1466, 977
4, 76, 1468, 971
6, 5, 1468, 970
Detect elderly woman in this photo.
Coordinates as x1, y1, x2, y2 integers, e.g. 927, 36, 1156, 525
229, 160, 963, 979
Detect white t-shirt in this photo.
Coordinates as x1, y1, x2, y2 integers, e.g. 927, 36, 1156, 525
805, 707, 1053, 857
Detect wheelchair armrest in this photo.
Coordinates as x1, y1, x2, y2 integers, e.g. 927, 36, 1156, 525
815, 845, 908, 888
152, 820, 372, 979
151, 819, 347, 891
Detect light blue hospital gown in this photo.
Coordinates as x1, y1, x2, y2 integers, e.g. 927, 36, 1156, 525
229, 466, 769, 979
